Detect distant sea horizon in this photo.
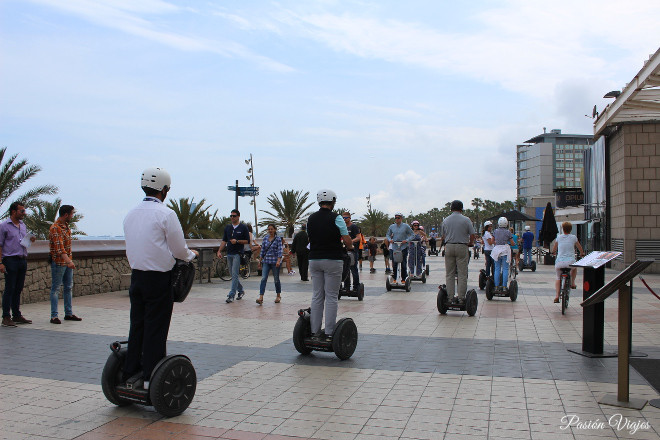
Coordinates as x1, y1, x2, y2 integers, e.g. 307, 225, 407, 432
79, 235, 125, 240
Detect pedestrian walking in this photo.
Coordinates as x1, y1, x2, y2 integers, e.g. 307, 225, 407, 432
217, 210, 250, 303
257, 224, 283, 304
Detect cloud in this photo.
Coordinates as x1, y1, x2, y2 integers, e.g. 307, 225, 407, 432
261, 0, 659, 97
26, 0, 294, 72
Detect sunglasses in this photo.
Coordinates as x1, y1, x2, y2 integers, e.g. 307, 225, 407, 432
343, 216, 350, 219
395, 216, 402, 219
230, 214, 238, 217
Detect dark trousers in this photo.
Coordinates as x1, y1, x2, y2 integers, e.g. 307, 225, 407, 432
2, 256, 27, 318
344, 249, 360, 290
124, 269, 173, 381
297, 252, 309, 280
429, 238, 437, 253
484, 250, 493, 278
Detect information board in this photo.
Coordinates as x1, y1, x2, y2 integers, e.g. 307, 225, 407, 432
572, 251, 621, 269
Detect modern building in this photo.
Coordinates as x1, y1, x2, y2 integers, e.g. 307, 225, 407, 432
516, 129, 593, 242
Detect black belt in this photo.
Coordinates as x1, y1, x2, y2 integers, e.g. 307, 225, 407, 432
3, 255, 27, 260
446, 243, 468, 245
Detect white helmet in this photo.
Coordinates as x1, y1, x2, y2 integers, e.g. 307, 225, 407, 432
317, 189, 337, 204
497, 217, 508, 228
525, 225, 531, 231
483, 220, 492, 227
394, 212, 403, 217
141, 167, 171, 191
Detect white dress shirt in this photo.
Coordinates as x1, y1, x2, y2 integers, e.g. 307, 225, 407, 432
123, 197, 195, 272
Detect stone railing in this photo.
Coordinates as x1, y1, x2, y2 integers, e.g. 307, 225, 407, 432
20, 240, 224, 305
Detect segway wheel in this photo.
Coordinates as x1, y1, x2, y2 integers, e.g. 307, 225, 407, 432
421, 272, 426, 283
531, 261, 536, 272
518, 260, 524, 272
405, 277, 411, 292
150, 356, 197, 417
333, 318, 358, 360
101, 348, 132, 407
441, 250, 445, 257
293, 315, 313, 355
478, 270, 486, 290
466, 289, 478, 316
357, 283, 364, 301
509, 280, 518, 302
485, 278, 494, 301
385, 277, 392, 292
425, 264, 430, 276
437, 286, 448, 315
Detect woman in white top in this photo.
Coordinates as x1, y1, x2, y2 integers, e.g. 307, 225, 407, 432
551, 221, 585, 303
482, 221, 495, 278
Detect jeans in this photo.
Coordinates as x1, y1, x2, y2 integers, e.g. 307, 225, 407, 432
445, 244, 469, 299
484, 250, 493, 278
309, 259, 342, 335
344, 249, 360, 290
494, 255, 509, 288
50, 262, 73, 318
2, 257, 27, 318
260, 262, 281, 295
226, 254, 244, 298
392, 248, 409, 281
523, 248, 532, 265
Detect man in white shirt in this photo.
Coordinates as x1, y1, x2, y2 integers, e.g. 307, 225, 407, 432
122, 167, 198, 389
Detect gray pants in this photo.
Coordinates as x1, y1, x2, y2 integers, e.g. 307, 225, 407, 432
445, 243, 469, 300
309, 259, 343, 336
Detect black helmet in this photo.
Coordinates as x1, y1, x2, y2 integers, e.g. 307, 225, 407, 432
450, 200, 463, 211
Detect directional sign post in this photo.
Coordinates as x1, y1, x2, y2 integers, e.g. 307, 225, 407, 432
228, 183, 260, 210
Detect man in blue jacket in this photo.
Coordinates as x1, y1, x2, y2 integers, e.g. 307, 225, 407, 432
217, 209, 250, 303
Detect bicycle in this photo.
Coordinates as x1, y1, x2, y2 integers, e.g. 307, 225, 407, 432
215, 254, 251, 281
559, 267, 571, 315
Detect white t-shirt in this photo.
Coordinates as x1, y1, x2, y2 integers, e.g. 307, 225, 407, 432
556, 233, 578, 263
483, 231, 494, 251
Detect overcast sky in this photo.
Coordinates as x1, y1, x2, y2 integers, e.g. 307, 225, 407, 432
2, 0, 659, 236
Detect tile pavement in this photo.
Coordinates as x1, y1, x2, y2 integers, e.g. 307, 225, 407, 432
1, 254, 659, 439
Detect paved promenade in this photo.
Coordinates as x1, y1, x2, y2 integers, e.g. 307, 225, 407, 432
1, 254, 659, 440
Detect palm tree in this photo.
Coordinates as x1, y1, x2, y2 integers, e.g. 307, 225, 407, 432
259, 189, 314, 238
359, 209, 390, 236
209, 215, 231, 239
24, 198, 86, 239
0, 147, 58, 217
167, 197, 217, 239
471, 197, 483, 228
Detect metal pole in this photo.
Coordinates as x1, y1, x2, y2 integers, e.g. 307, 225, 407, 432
250, 154, 258, 237
235, 179, 239, 211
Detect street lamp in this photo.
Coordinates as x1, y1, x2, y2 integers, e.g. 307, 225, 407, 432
245, 153, 258, 236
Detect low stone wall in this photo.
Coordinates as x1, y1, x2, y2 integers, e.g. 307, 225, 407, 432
23, 256, 131, 304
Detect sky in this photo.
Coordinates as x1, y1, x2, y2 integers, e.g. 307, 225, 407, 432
1, 0, 659, 236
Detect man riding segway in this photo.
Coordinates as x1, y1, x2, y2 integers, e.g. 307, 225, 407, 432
441, 200, 475, 305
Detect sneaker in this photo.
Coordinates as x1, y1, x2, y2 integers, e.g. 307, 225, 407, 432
288, 271, 296, 275
226, 297, 234, 303
392, 279, 398, 285
50, 317, 61, 324
370, 268, 376, 273
12, 315, 32, 324
237, 291, 244, 300
64, 315, 82, 321
2, 317, 16, 327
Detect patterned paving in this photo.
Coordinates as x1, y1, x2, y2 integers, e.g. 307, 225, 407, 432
1, 254, 659, 439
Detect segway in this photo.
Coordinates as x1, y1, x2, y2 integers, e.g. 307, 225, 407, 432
408, 241, 427, 283
518, 258, 536, 272
437, 256, 477, 315
478, 269, 491, 290
485, 258, 518, 302
102, 259, 198, 417
293, 308, 358, 360
385, 241, 411, 292
437, 286, 478, 316
428, 237, 439, 256
339, 250, 364, 301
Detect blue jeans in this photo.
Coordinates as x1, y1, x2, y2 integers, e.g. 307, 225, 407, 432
50, 262, 73, 318
2, 256, 27, 318
227, 254, 244, 298
523, 248, 532, 265
260, 262, 281, 295
493, 255, 508, 288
